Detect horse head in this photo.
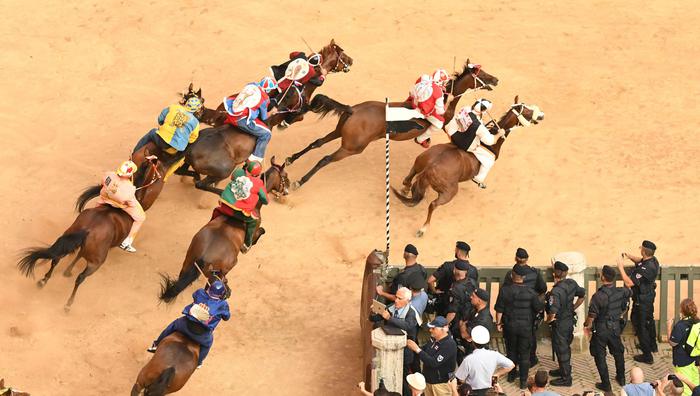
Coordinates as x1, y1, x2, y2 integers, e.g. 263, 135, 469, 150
0, 379, 30, 396
447, 59, 499, 96
264, 156, 290, 199
491, 95, 546, 137
179, 82, 206, 119
133, 148, 165, 210
319, 39, 353, 73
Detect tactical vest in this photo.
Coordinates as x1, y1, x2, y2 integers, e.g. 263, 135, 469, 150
522, 267, 540, 290
597, 286, 628, 325
549, 279, 577, 320
505, 287, 535, 325
631, 258, 658, 302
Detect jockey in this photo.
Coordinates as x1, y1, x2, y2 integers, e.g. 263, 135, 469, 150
407, 68, 450, 148
223, 78, 278, 163
210, 161, 269, 253
147, 280, 230, 369
445, 99, 505, 189
133, 97, 203, 155
94, 160, 146, 252
270, 51, 327, 92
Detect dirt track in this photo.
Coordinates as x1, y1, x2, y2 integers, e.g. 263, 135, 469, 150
1, 1, 699, 395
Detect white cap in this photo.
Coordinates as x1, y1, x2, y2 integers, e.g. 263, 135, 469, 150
406, 372, 426, 391
471, 325, 490, 344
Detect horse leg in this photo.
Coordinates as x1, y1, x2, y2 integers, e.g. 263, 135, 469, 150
402, 166, 418, 195
62, 255, 81, 277
64, 261, 100, 313
293, 147, 356, 190
285, 129, 341, 166
37, 258, 61, 288
416, 186, 458, 237
194, 175, 225, 195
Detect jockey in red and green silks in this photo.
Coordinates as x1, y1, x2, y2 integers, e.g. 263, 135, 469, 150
210, 161, 268, 252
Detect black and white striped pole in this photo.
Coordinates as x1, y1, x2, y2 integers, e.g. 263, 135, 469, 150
384, 98, 391, 257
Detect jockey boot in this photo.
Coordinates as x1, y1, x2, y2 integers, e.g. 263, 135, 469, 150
471, 178, 487, 189
413, 137, 431, 149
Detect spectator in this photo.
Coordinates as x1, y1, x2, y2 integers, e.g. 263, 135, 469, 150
674, 372, 700, 396
667, 298, 700, 396
406, 316, 458, 396
357, 380, 402, 396
407, 273, 429, 317
406, 373, 427, 396
529, 370, 561, 396
621, 367, 654, 396
454, 325, 514, 395
377, 244, 427, 302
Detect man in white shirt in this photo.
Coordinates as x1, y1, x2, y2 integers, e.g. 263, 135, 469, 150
454, 325, 514, 396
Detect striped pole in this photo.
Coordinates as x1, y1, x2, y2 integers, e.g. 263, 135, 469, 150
384, 98, 391, 257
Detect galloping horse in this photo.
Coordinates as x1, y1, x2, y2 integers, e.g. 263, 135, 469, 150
198, 39, 353, 129
159, 159, 289, 303
284, 60, 499, 189
392, 96, 545, 236
0, 379, 30, 396
130, 332, 198, 396
16, 156, 165, 312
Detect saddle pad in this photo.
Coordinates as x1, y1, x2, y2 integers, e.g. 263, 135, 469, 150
385, 106, 424, 122
284, 58, 310, 81
230, 85, 262, 113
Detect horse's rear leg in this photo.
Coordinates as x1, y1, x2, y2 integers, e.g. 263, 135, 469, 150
64, 261, 100, 313
417, 187, 458, 237
402, 167, 418, 195
292, 147, 356, 190
194, 175, 225, 195
285, 129, 341, 166
62, 255, 81, 277
37, 258, 61, 288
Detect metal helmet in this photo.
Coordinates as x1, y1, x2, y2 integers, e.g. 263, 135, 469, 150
185, 96, 203, 113
432, 69, 449, 87
472, 98, 493, 112
245, 160, 263, 177
258, 76, 278, 94
208, 280, 227, 299
116, 160, 138, 177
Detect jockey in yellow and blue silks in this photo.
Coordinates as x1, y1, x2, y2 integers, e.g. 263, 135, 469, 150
133, 96, 203, 155
223, 77, 278, 163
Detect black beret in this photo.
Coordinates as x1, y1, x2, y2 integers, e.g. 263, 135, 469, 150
513, 264, 529, 276
642, 240, 657, 251
474, 288, 490, 302
404, 244, 419, 256
455, 259, 471, 271
456, 241, 471, 252
553, 261, 569, 272
515, 247, 529, 259
406, 273, 427, 290
602, 265, 616, 280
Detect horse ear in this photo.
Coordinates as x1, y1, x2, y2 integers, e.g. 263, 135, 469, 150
270, 155, 277, 166
466, 58, 470, 65
331, 38, 335, 45
196, 88, 202, 96
188, 82, 194, 92
514, 95, 519, 104
0, 378, 5, 387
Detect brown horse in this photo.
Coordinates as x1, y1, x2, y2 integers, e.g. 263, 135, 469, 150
0, 379, 30, 396
130, 332, 198, 396
159, 159, 289, 303
16, 156, 165, 312
284, 60, 499, 189
392, 96, 545, 236
198, 39, 353, 129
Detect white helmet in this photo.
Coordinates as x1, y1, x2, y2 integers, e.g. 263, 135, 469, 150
116, 160, 137, 177
472, 98, 493, 113
432, 69, 449, 87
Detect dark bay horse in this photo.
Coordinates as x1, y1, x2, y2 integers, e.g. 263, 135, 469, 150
130, 332, 198, 396
16, 156, 165, 312
0, 379, 30, 396
392, 96, 545, 236
159, 160, 289, 303
198, 39, 353, 129
284, 60, 499, 189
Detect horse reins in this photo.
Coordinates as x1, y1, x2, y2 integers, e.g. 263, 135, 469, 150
135, 160, 162, 191
275, 83, 304, 114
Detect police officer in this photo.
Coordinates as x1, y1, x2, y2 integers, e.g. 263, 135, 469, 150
377, 243, 428, 303
406, 316, 458, 396
619, 240, 660, 364
458, 288, 494, 355
501, 248, 547, 367
427, 241, 478, 316
446, 260, 478, 362
545, 261, 585, 387
495, 265, 545, 389
584, 265, 632, 392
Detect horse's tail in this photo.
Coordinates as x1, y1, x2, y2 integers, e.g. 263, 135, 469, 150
309, 94, 353, 119
17, 230, 88, 277
159, 259, 202, 304
391, 175, 428, 207
75, 184, 102, 212
144, 366, 175, 396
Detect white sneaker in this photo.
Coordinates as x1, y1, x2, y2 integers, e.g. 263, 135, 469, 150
120, 242, 137, 253
472, 179, 487, 189
247, 154, 264, 164
196, 364, 203, 369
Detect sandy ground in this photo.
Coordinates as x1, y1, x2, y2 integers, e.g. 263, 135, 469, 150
1, 1, 699, 395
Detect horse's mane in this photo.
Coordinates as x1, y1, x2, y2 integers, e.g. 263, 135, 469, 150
452, 61, 473, 80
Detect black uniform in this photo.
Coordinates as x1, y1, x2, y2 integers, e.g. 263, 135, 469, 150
629, 256, 660, 356
447, 277, 478, 361
495, 283, 545, 384
389, 263, 428, 295
588, 284, 632, 387
462, 306, 495, 356
431, 259, 478, 316
547, 278, 585, 381
417, 335, 458, 386
502, 264, 547, 364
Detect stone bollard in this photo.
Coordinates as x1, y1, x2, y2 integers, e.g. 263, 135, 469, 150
371, 327, 406, 393
551, 251, 588, 353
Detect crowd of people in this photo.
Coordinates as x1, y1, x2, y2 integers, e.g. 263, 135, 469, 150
360, 240, 700, 396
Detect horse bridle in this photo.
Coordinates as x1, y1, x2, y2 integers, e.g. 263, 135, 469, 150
509, 103, 537, 128
449, 64, 489, 98
135, 157, 163, 191
330, 44, 350, 73
262, 164, 289, 198
275, 83, 304, 114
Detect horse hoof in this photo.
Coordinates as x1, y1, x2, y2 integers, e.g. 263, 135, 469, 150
284, 157, 294, 166
291, 181, 302, 191
416, 229, 425, 238
36, 279, 46, 288
63, 305, 72, 314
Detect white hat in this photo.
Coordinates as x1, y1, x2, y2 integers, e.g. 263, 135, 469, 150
406, 372, 426, 391
472, 98, 493, 112
471, 325, 490, 345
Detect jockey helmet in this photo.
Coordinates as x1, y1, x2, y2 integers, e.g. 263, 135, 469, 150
116, 160, 138, 177
258, 76, 278, 94
308, 53, 322, 67
432, 69, 450, 87
185, 96, 203, 113
245, 160, 263, 177
472, 98, 493, 113
208, 280, 227, 299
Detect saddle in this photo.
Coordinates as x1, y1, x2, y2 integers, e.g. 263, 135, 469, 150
385, 102, 428, 133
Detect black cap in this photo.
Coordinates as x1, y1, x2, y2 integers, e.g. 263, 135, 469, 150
515, 247, 529, 259
642, 240, 657, 251
474, 288, 490, 302
455, 259, 470, 271
553, 261, 569, 272
406, 273, 427, 290
456, 241, 471, 252
602, 265, 616, 281
513, 264, 529, 276
404, 243, 419, 256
